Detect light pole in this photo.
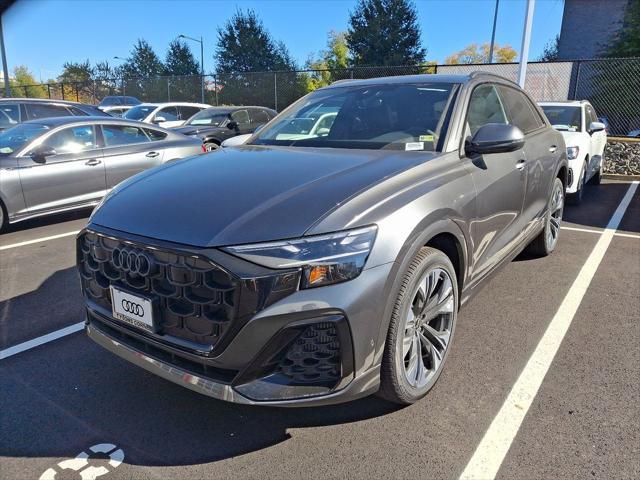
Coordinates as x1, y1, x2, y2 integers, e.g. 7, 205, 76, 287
0, 17, 10, 97
488, 0, 500, 63
178, 34, 205, 104
517, 0, 535, 88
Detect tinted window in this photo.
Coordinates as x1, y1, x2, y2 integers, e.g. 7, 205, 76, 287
156, 106, 179, 122
231, 110, 250, 125
0, 123, 49, 155
125, 97, 141, 105
466, 84, 507, 135
0, 103, 20, 129
179, 106, 202, 120
251, 109, 270, 124
252, 83, 456, 151
103, 124, 150, 146
67, 106, 90, 116
186, 109, 229, 126
540, 106, 582, 132
123, 105, 155, 121
27, 103, 73, 120
44, 125, 97, 154
498, 86, 544, 134
143, 128, 167, 141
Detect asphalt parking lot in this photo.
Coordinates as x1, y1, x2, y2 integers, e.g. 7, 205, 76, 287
1, 179, 638, 480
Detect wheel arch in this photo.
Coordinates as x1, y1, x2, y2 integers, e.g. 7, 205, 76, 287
372, 217, 469, 368
203, 136, 221, 145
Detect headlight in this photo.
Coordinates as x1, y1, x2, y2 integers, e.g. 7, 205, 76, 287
223, 225, 377, 289
566, 146, 579, 160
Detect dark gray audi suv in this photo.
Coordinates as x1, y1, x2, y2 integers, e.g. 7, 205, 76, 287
78, 72, 567, 406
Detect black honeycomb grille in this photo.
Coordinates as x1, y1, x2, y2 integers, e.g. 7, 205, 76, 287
78, 231, 240, 347
278, 322, 341, 384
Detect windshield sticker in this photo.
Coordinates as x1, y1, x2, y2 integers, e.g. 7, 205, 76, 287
405, 142, 424, 151
419, 134, 435, 142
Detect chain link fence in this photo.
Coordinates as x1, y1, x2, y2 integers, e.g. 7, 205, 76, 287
3, 58, 639, 136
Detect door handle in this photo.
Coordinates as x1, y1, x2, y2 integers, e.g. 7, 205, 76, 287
85, 159, 102, 166
549, 145, 557, 153
146, 151, 160, 158
515, 159, 526, 170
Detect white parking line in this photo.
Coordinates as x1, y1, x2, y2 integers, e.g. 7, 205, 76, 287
0, 230, 80, 251
561, 225, 640, 239
459, 180, 639, 480
0, 322, 84, 360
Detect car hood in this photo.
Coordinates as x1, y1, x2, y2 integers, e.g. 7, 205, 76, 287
174, 125, 226, 136
91, 145, 439, 247
557, 130, 585, 148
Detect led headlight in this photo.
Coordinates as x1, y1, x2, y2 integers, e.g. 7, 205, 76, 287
223, 225, 377, 289
566, 146, 579, 160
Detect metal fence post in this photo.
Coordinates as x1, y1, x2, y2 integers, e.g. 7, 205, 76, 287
23, 85, 28, 97
167, 77, 170, 102
214, 74, 219, 106
61, 82, 65, 100
572, 60, 582, 100
274, 72, 278, 111
75, 83, 79, 102
47, 84, 51, 99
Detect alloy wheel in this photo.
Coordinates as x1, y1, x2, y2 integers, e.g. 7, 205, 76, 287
401, 267, 455, 389
546, 181, 564, 251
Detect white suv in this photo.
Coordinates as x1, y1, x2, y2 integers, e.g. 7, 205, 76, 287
539, 101, 607, 204
123, 102, 210, 129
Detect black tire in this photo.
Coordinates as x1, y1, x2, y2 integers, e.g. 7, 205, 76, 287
204, 141, 220, 152
0, 200, 6, 233
525, 177, 564, 257
568, 160, 587, 205
589, 156, 602, 185
378, 246, 458, 405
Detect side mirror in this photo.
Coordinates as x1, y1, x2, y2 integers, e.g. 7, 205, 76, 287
30, 145, 57, 163
227, 121, 238, 130
465, 123, 525, 156
588, 121, 606, 134
152, 116, 166, 124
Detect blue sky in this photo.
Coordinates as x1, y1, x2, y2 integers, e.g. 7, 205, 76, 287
3, 0, 564, 80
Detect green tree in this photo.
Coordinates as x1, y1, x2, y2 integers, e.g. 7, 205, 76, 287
347, 0, 426, 66
445, 43, 517, 64
120, 39, 165, 101
605, 0, 640, 57
11, 66, 47, 98
165, 39, 200, 75
58, 60, 95, 102
538, 35, 559, 62
304, 31, 351, 91
214, 9, 301, 108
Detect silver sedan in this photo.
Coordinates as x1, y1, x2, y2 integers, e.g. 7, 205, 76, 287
0, 116, 203, 230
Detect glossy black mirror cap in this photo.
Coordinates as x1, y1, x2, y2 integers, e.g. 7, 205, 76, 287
466, 123, 525, 155
227, 121, 238, 130
30, 145, 56, 163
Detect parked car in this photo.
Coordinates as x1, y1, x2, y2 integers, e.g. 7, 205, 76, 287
173, 106, 277, 151
123, 102, 210, 129
0, 98, 110, 131
97, 96, 141, 111
100, 105, 133, 117
80, 72, 567, 407
0, 117, 202, 230
539, 100, 607, 204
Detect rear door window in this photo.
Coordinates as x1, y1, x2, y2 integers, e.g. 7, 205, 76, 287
498, 86, 545, 134
178, 106, 202, 121
156, 106, 179, 122
250, 109, 270, 124
26, 103, 74, 120
102, 124, 150, 147
466, 84, 508, 135
231, 109, 250, 126
143, 128, 168, 141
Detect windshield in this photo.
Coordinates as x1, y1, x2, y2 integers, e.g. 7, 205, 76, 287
541, 106, 582, 131
0, 123, 49, 156
250, 82, 457, 151
186, 110, 230, 127
99, 97, 122, 106
123, 105, 155, 121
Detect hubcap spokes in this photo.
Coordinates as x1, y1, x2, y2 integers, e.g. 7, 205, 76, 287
546, 183, 564, 248
402, 268, 454, 388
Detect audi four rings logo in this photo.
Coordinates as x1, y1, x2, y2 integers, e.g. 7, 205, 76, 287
121, 299, 145, 317
112, 247, 154, 276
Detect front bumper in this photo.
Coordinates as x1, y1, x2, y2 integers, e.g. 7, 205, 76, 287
80, 226, 392, 406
